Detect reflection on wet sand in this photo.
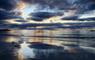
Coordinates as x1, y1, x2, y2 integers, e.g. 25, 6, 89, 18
0, 28, 95, 60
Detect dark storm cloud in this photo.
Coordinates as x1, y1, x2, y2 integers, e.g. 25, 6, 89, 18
0, 0, 95, 21
0, 0, 17, 10
0, 10, 21, 20
31, 12, 62, 18
22, 0, 95, 19
72, 0, 95, 14
29, 17, 45, 21
0, 0, 21, 20
29, 12, 63, 21
61, 16, 78, 20
59, 0, 95, 20
78, 17, 95, 21
22, 0, 74, 9
22, 0, 95, 10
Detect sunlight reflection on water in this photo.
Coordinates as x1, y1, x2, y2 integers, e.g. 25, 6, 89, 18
0, 28, 95, 60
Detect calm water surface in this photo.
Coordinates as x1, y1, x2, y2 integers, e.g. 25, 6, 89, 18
0, 28, 95, 60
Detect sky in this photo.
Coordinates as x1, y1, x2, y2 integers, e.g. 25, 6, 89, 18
0, 0, 95, 23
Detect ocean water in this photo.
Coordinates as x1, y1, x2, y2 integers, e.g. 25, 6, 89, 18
0, 27, 95, 60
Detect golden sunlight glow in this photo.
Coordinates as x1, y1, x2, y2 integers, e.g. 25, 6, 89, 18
45, 16, 62, 22
17, 1, 27, 19
17, 1, 26, 10
6, 19, 22, 24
